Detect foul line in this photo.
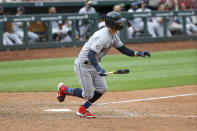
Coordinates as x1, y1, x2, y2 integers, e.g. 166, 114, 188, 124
115, 110, 197, 118
96, 111, 197, 119
98, 93, 197, 105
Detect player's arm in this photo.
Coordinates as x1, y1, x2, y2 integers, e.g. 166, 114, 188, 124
116, 45, 151, 57
88, 50, 106, 76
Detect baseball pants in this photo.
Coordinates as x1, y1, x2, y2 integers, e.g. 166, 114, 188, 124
5, 32, 23, 45
16, 30, 39, 43
74, 58, 108, 100
3, 33, 14, 45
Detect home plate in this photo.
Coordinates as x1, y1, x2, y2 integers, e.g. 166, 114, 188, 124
44, 109, 72, 112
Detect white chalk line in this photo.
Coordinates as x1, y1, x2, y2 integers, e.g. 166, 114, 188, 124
96, 114, 197, 118
97, 92, 197, 105
144, 113, 197, 118
44, 108, 72, 112
112, 110, 197, 119
42, 108, 197, 119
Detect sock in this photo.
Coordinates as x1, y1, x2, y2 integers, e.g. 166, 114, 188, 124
89, 91, 103, 103
66, 88, 73, 95
72, 88, 83, 98
83, 101, 92, 109
82, 91, 103, 109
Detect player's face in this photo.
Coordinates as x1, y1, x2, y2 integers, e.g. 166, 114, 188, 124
50, 7, 56, 14
159, 4, 164, 11
17, 10, 22, 15
180, 4, 186, 10
141, 3, 146, 10
85, 4, 90, 10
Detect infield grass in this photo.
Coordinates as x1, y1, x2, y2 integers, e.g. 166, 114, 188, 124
0, 49, 196, 92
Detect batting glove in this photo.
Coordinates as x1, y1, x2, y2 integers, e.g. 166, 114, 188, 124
137, 51, 151, 57
96, 65, 106, 76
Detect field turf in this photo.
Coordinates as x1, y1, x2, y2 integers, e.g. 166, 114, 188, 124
0, 49, 196, 92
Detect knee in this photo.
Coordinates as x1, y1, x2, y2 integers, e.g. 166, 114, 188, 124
34, 34, 39, 40
96, 86, 108, 94
83, 91, 94, 100
101, 87, 108, 94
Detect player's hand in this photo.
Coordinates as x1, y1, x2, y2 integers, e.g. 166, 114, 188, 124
96, 65, 106, 76
137, 51, 151, 57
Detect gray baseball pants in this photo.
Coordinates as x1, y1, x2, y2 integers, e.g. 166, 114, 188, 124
74, 58, 108, 100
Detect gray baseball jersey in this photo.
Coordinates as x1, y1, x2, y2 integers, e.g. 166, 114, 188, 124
77, 27, 123, 64
74, 27, 123, 100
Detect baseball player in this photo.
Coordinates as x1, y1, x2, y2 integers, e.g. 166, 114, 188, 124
127, 2, 139, 37
13, 7, 39, 44
1, 6, 22, 45
61, 20, 72, 42
129, 1, 152, 36
57, 11, 151, 118
62, 20, 80, 42
48, 6, 63, 41
155, 3, 172, 37
78, 0, 96, 40
4, 22, 23, 45
179, 3, 197, 35
0, 6, 13, 46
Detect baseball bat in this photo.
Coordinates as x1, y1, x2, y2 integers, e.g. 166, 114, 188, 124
104, 69, 130, 75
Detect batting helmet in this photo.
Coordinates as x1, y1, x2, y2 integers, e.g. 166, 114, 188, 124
105, 11, 126, 30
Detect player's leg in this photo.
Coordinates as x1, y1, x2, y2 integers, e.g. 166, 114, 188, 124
147, 22, 157, 37
127, 26, 134, 38
73, 62, 97, 117
63, 35, 72, 42
16, 31, 24, 40
154, 22, 162, 37
8, 33, 23, 45
167, 26, 172, 37
74, 72, 108, 118
157, 24, 164, 37
3, 33, 14, 45
57, 60, 96, 117
186, 24, 193, 35
91, 73, 108, 103
169, 22, 183, 32
57, 62, 94, 101
79, 25, 88, 41
135, 21, 144, 36
77, 74, 107, 111
28, 31, 39, 44
190, 24, 197, 34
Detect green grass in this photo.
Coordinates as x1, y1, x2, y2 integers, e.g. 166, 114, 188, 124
0, 49, 196, 92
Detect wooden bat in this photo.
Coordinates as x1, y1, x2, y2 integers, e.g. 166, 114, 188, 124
104, 69, 130, 75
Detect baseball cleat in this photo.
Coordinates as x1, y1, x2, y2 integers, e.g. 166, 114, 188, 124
76, 105, 96, 118
57, 82, 68, 102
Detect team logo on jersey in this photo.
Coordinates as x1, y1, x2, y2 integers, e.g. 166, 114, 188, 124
96, 45, 100, 50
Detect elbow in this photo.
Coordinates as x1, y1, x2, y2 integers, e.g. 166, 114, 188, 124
88, 50, 96, 60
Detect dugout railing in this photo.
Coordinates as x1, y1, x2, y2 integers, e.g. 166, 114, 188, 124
120, 10, 197, 43
0, 10, 197, 51
0, 13, 99, 50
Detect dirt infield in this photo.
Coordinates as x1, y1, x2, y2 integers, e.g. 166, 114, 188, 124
0, 85, 197, 131
0, 40, 196, 61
